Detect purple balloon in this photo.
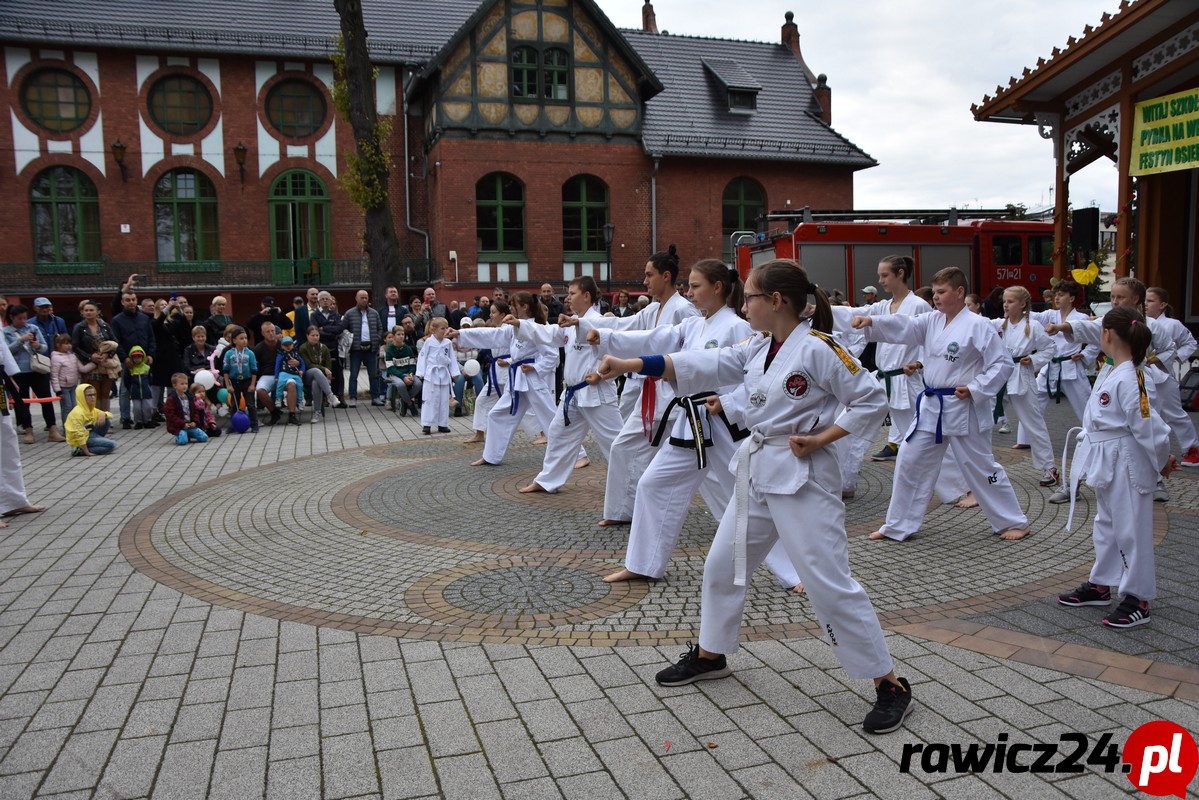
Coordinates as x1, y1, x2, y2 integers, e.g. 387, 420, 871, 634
230, 410, 251, 433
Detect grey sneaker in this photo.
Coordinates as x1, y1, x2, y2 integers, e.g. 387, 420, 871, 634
1154, 485, 1170, 503
1048, 487, 1073, 504
311, 411, 323, 423
870, 443, 899, 462
655, 644, 731, 686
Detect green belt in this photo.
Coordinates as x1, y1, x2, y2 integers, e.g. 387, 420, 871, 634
877, 367, 906, 400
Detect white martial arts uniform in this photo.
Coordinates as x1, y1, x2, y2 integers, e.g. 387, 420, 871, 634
457, 327, 511, 434
992, 316, 1057, 473
834, 293, 931, 447
457, 324, 560, 465
580, 292, 699, 521
866, 309, 1028, 541
0, 344, 32, 515
1016, 308, 1098, 445
669, 329, 892, 677
416, 337, 460, 427
517, 307, 624, 492
1070, 362, 1169, 600
1064, 315, 1175, 405
598, 308, 800, 587
830, 324, 873, 494
1144, 314, 1199, 453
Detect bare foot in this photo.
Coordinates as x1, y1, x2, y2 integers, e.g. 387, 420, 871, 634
0, 520, 7, 529
1, 505, 46, 518
597, 518, 629, 527
998, 528, 1030, 541
574, 457, 590, 469
519, 482, 547, 494
470, 458, 491, 466
1010, 443, 1030, 450
792, 583, 806, 595
532, 435, 548, 445
603, 568, 649, 583
463, 434, 484, 444
955, 492, 979, 509
868, 531, 888, 541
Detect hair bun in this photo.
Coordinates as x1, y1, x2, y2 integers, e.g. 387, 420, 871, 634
727, 267, 739, 284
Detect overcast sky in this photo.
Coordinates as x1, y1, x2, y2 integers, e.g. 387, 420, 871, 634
600, 0, 1125, 213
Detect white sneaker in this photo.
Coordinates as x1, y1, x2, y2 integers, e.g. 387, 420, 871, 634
328, 395, 341, 408
1048, 488, 1073, 504
997, 422, 1011, 434
312, 411, 323, 423
1154, 486, 1170, 502
346, 398, 357, 408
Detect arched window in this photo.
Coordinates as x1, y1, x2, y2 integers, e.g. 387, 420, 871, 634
562, 175, 608, 257
477, 173, 526, 257
721, 177, 766, 260
30, 167, 100, 262
154, 168, 219, 263
269, 170, 330, 280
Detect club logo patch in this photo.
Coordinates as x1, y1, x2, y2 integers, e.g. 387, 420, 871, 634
1098, 391, 1111, 407
783, 371, 810, 400
947, 342, 960, 355
705, 339, 720, 349
749, 390, 767, 407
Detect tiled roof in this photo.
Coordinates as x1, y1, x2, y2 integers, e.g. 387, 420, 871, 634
701, 58, 762, 91
623, 30, 875, 167
0, 0, 481, 63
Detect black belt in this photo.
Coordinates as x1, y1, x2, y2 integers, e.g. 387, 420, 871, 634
652, 391, 748, 469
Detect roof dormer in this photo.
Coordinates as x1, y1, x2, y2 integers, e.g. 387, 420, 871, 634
702, 58, 761, 115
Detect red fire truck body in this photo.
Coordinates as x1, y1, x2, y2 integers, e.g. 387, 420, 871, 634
733, 219, 1058, 301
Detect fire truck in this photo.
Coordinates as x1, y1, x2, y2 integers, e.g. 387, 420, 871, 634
732, 209, 1058, 302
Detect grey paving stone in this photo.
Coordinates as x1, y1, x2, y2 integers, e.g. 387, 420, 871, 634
363, 660, 408, 693
169, 702, 224, 745
444, 645, 498, 679
320, 678, 367, 709
432, 753, 503, 800
317, 643, 363, 683
320, 702, 369, 737
377, 746, 439, 799
25, 699, 85, 732
371, 715, 425, 751
189, 655, 235, 681
321, 732, 379, 799
549, 674, 605, 704
756, 733, 864, 800
536, 737, 604, 778
0, 690, 47, 722
272, 680, 317, 728
594, 735, 685, 799
0, 726, 70, 775
602, 684, 663, 716
782, 709, 874, 761
358, 635, 401, 663
366, 688, 414, 721
149, 738, 216, 800
100, 654, 154, 686
275, 650, 318, 682
124, 697, 181, 739
499, 776, 565, 800
418, 700, 479, 758
268, 724, 319, 762
45, 668, 104, 703
276, 622, 315, 653
625, 709, 704, 755
406, 659, 460, 705
516, 699, 580, 743
219, 706, 271, 750
208, 745, 267, 800
139, 675, 188, 702
730, 763, 815, 800
495, 658, 555, 704
226, 665, 275, 710
662, 750, 757, 800
661, 692, 740, 738
457, 674, 517, 724
266, 756, 320, 800
476, 719, 547, 784
556, 770, 627, 800
37, 728, 119, 795
181, 676, 230, 707
9, 659, 69, 693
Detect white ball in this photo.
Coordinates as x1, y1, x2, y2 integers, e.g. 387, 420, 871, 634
459, 317, 473, 328
463, 358, 481, 377
195, 370, 217, 390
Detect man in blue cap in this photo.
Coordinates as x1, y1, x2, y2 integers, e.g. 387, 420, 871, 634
30, 298, 67, 344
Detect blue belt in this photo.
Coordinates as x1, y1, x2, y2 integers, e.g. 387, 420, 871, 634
506, 357, 536, 415
562, 380, 589, 426
487, 353, 510, 397
909, 386, 957, 444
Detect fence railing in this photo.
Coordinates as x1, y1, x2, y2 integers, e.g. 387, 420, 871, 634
0, 259, 440, 294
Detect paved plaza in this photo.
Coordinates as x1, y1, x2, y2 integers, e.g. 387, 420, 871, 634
1, 398, 1198, 799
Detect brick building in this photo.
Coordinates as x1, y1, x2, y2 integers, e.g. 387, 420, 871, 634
1, 0, 874, 311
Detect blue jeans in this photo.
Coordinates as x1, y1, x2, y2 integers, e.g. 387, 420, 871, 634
347, 348, 380, 401
454, 372, 484, 409
175, 428, 209, 446
87, 419, 117, 455
59, 387, 77, 420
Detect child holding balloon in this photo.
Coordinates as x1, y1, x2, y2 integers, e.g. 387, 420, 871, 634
191, 383, 222, 437
415, 317, 459, 434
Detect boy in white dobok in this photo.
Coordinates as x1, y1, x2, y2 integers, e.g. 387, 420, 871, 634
510, 276, 624, 495
853, 267, 1030, 542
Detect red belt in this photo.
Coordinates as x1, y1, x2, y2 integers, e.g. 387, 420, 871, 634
640, 376, 660, 440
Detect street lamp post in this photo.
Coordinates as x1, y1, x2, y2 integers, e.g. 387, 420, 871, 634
603, 221, 616, 295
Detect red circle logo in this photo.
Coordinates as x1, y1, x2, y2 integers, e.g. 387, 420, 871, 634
783, 371, 809, 399
1123, 721, 1198, 797
1098, 391, 1111, 407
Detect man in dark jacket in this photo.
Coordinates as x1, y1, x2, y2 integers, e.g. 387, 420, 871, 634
110, 291, 156, 428
310, 291, 345, 404
30, 298, 68, 344
375, 286, 407, 334
341, 289, 383, 407
245, 296, 290, 344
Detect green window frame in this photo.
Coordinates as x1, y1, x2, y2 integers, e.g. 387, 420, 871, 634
266, 79, 327, 138
22, 68, 91, 133
30, 167, 100, 263
721, 177, 766, 260
562, 175, 608, 258
476, 173, 526, 258
154, 169, 220, 263
510, 45, 570, 103
269, 170, 331, 263
148, 75, 213, 136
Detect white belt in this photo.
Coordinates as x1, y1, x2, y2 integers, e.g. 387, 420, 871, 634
732, 429, 792, 586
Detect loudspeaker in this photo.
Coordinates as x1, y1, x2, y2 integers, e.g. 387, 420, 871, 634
1071, 207, 1100, 254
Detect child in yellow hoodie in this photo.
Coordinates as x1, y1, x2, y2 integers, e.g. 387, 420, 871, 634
65, 384, 117, 456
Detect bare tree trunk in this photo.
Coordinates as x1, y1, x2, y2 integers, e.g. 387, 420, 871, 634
333, 0, 399, 300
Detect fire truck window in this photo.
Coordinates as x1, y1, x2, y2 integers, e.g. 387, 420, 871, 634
1028, 236, 1053, 266
992, 235, 1022, 266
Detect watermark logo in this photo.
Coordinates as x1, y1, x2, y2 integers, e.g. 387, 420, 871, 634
1123, 721, 1197, 798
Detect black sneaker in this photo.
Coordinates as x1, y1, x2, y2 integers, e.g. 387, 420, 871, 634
1102, 596, 1150, 628
122, 420, 133, 430
862, 677, 913, 734
870, 443, 898, 462
288, 413, 300, 426
655, 644, 731, 686
438, 426, 451, 433
268, 409, 282, 426
133, 422, 144, 430
1057, 582, 1111, 607
422, 426, 431, 435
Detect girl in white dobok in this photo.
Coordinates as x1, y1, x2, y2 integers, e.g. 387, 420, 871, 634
598, 259, 913, 736
589, 259, 802, 592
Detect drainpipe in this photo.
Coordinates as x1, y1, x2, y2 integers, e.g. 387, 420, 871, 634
651, 155, 660, 253
402, 68, 431, 280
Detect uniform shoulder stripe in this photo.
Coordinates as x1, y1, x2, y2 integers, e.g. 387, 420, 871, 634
1136, 369, 1150, 419
809, 330, 861, 375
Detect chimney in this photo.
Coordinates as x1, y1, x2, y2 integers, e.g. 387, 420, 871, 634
781, 11, 817, 83
813, 73, 831, 125
642, 0, 658, 33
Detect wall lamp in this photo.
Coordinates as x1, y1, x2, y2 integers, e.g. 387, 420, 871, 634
233, 142, 248, 185
111, 139, 127, 181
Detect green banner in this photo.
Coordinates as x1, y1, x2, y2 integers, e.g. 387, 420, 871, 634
1130, 87, 1199, 176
